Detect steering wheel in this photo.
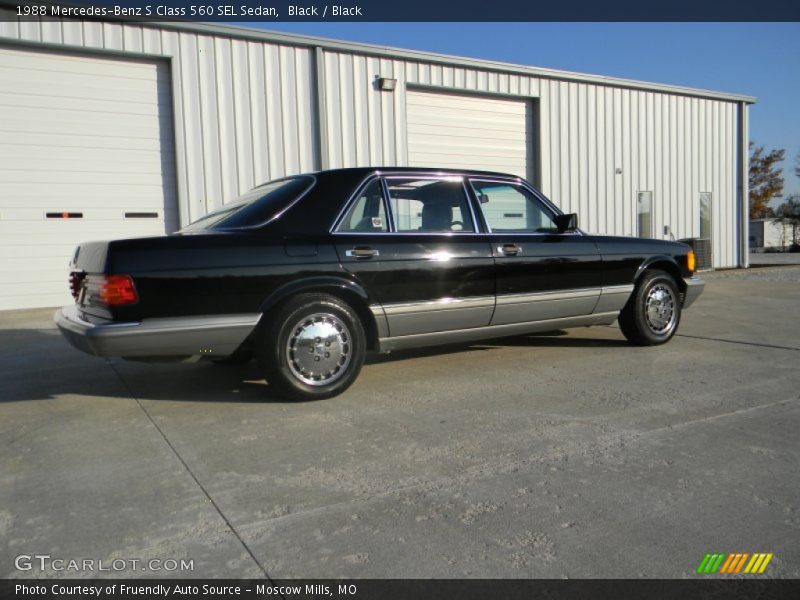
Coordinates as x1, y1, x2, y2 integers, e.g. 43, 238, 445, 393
451, 220, 464, 231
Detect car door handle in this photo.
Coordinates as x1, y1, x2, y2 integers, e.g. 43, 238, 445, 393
498, 243, 521, 256
346, 246, 379, 259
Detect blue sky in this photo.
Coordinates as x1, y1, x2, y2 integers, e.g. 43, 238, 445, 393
247, 22, 800, 200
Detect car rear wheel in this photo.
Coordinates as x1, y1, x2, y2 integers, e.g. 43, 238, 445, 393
619, 270, 681, 346
258, 293, 366, 400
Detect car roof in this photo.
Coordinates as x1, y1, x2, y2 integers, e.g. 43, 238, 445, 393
308, 166, 524, 179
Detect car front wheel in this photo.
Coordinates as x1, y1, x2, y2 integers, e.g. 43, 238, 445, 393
258, 293, 366, 400
619, 270, 682, 346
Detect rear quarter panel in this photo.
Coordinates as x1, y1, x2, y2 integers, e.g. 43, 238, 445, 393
106, 233, 344, 321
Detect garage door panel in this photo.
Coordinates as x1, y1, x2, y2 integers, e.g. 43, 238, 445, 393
0, 243, 93, 259
0, 291, 71, 311
407, 138, 530, 157
406, 91, 527, 113
0, 48, 159, 75
1, 181, 167, 195
410, 153, 527, 169
0, 70, 163, 104
0, 110, 172, 139
0, 91, 169, 117
0, 210, 164, 223
1, 220, 166, 237
407, 113, 527, 134
411, 101, 525, 121
0, 232, 153, 248
0, 60, 164, 90
0, 262, 80, 281
407, 89, 531, 179
407, 99, 526, 117
0, 131, 166, 152
0, 195, 169, 211
407, 106, 526, 124
407, 122, 529, 141
0, 143, 172, 160
0, 151, 174, 172
0, 46, 176, 310
1, 170, 167, 186
409, 159, 527, 175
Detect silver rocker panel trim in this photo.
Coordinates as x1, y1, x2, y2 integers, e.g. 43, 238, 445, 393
55, 306, 260, 358
377, 311, 620, 353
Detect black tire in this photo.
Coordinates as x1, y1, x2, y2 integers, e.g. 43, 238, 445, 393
257, 293, 366, 400
619, 270, 682, 346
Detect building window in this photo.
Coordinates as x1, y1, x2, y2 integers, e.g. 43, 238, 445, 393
699, 192, 712, 240
637, 192, 653, 238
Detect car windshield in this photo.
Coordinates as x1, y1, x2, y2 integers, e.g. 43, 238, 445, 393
178, 176, 314, 232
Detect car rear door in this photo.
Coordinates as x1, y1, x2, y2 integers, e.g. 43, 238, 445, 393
468, 178, 602, 326
332, 174, 495, 338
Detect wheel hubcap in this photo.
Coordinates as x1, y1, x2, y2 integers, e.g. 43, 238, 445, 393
286, 313, 351, 386
644, 284, 677, 335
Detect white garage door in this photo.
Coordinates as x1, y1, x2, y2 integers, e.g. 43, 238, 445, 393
0, 46, 177, 310
406, 89, 531, 179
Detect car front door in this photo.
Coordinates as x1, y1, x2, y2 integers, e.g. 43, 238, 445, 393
332, 174, 495, 338
468, 178, 603, 326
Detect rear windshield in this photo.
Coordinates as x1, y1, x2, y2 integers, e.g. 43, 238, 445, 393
179, 176, 314, 232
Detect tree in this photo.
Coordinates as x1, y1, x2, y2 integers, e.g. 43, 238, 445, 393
749, 142, 785, 219
794, 150, 800, 177
776, 197, 800, 219
775, 196, 800, 250
796, 150, 800, 180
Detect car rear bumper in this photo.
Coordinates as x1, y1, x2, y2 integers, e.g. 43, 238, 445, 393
54, 305, 260, 358
682, 276, 705, 309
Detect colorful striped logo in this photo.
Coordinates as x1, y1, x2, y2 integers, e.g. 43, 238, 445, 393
696, 553, 774, 574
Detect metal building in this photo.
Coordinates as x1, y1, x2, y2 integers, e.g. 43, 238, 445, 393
0, 13, 755, 310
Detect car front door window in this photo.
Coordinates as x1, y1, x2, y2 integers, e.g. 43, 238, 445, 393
471, 181, 558, 234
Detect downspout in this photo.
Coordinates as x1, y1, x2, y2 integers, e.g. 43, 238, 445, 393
738, 101, 750, 268
312, 46, 328, 170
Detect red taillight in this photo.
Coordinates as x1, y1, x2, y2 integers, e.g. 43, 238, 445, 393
68, 271, 86, 300
90, 274, 138, 306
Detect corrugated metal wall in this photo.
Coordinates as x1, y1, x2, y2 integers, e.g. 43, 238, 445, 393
0, 14, 743, 267
321, 50, 741, 268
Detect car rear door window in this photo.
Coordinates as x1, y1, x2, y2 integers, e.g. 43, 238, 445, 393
336, 179, 389, 233
385, 178, 476, 233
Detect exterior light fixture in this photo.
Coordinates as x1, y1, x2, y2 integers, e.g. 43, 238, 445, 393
376, 76, 397, 92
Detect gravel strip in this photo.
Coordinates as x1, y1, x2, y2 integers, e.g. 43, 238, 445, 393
701, 265, 800, 283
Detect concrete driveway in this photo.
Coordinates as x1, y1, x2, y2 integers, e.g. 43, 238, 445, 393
1, 268, 798, 579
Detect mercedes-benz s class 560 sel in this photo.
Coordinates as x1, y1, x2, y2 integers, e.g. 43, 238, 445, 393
56, 168, 704, 400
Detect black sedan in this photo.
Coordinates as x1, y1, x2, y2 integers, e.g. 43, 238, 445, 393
56, 168, 704, 400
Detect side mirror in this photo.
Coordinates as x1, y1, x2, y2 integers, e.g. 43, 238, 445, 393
554, 213, 578, 233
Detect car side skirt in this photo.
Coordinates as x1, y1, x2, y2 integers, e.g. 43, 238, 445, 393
376, 311, 621, 353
